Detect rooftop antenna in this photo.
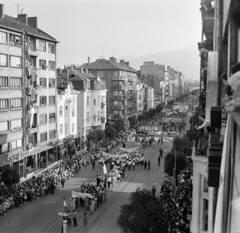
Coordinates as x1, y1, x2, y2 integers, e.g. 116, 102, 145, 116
20, 8, 23, 14
15, 4, 23, 16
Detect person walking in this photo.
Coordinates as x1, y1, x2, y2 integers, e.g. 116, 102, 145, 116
73, 209, 77, 226
132, 161, 135, 171
158, 156, 161, 166
152, 186, 156, 196
61, 177, 65, 188
159, 148, 163, 158
147, 160, 150, 170
164, 148, 167, 157
92, 159, 95, 170
83, 212, 88, 229
144, 160, 147, 169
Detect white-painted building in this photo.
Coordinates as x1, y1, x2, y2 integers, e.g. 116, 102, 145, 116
57, 82, 79, 141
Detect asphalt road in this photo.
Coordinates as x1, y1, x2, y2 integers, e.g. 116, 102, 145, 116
0, 114, 190, 233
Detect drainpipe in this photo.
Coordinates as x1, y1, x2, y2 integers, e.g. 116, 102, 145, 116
22, 30, 27, 177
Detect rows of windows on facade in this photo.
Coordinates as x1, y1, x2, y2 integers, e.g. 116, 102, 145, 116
0, 31, 55, 69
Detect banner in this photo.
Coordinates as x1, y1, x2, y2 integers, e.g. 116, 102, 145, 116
71, 191, 93, 199
138, 125, 161, 131
102, 151, 127, 158
119, 147, 139, 153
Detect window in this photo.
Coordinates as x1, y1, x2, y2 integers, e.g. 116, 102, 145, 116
10, 78, 22, 88
201, 199, 208, 231
0, 121, 9, 132
0, 31, 7, 44
48, 61, 55, 70
10, 98, 22, 110
49, 130, 56, 140
0, 143, 8, 155
87, 97, 89, 106
113, 71, 118, 76
9, 34, 21, 46
94, 99, 96, 105
39, 96, 47, 107
98, 111, 100, 121
48, 43, 55, 54
60, 124, 63, 135
87, 112, 89, 122
49, 96, 55, 106
39, 41, 46, 52
39, 59, 47, 69
49, 78, 55, 88
39, 78, 46, 88
49, 113, 56, 122
59, 106, 63, 117
72, 123, 74, 134
97, 71, 104, 77
11, 119, 22, 131
10, 56, 21, 67
39, 114, 47, 125
11, 139, 22, 151
65, 106, 68, 117
0, 77, 8, 88
0, 99, 8, 111
65, 124, 67, 134
0, 54, 7, 66
40, 132, 47, 142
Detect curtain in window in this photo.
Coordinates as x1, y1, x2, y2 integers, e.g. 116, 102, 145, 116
10, 56, 21, 67
0, 77, 7, 87
11, 119, 21, 130
0, 32, 7, 44
0, 99, 8, 109
0, 54, 7, 66
0, 121, 8, 131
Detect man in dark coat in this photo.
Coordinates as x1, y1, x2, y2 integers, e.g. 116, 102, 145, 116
152, 186, 156, 196
147, 160, 150, 170
158, 156, 161, 166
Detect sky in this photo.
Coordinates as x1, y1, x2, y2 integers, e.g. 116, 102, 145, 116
2, 0, 202, 68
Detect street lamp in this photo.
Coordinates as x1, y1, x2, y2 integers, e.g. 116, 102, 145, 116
80, 114, 97, 135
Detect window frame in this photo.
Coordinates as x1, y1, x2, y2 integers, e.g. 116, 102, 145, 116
0, 99, 8, 112
49, 113, 56, 123
10, 98, 22, 110
87, 112, 89, 122
9, 55, 21, 68
0, 31, 7, 44
11, 138, 23, 151
39, 41, 46, 52
39, 78, 47, 88
49, 96, 55, 106
60, 124, 63, 135
9, 33, 22, 46
49, 130, 56, 140
39, 96, 47, 107
40, 132, 47, 143
0, 142, 9, 155
10, 118, 22, 131
49, 78, 55, 88
10, 77, 22, 89
0, 121, 9, 133
48, 43, 55, 54
0, 54, 7, 67
39, 59, 47, 69
0, 77, 8, 89
48, 61, 55, 70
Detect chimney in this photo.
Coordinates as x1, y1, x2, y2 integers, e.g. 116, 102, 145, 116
125, 62, 129, 67
88, 57, 90, 65
0, 4, 4, 18
109, 57, 115, 64
28, 17, 38, 28
114, 58, 117, 64
80, 67, 83, 73
85, 68, 88, 74
17, 14, 28, 25
120, 60, 125, 66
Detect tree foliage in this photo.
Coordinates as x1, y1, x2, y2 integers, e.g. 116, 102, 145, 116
128, 115, 138, 127
186, 130, 196, 142
105, 126, 116, 138
156, 104, 163, 113
148, 109, 156, 118
95, 129, 105, 142
164, 151, 187, 176
117, 188, 167, 233
173, 136, 191, 153
114, 117, 130, 132
1, 167, 20, 187
86, 130, 97, 141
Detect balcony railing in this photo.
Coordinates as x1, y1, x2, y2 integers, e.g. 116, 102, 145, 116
112, 95, 126, 100
112, 105, 123, 110
112, 85, 127, 90
195, 132, 208, 156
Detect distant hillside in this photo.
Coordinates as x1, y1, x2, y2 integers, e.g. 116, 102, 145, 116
119, 44, 200, 80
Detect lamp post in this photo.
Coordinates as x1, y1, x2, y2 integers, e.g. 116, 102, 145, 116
80, 114, 97, 135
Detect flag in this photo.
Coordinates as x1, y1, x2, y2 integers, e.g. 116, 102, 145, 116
103, 163, 107, 175
63, 195, 68, 213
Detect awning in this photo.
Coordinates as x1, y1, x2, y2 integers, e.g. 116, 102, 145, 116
30, 144, 54, 155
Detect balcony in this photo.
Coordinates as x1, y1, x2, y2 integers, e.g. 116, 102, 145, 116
112, 76, 125, 81
112, 85, 127, 90
112, 95, 126, 100
112, 105, 123, 110
195, 132, 208, 156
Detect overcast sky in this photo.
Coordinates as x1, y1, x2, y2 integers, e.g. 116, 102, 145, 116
2, 0, 202, 68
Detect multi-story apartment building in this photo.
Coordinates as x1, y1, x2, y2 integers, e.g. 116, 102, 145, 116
192, 1, 240, 233
83, 57, 138, 119
0, 6, 58, 178
57, 81, 79, 142
57, 68, 107, 136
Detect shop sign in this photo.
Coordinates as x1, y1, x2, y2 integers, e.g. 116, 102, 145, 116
138, 126, 161, 131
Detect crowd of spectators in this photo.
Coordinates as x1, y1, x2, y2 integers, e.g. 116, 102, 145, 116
159, 165, 193, 233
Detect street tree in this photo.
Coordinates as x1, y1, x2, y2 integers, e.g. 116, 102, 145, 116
95, 129, 105, 142
105, 126, 116, 138
1, 167, 20, 187
86, 130, 97, 142
117, 188, 167, 233
164, 151, 187, 176
148, 109, 156, 118
114, 117, 130, 132
173, 136, 191, 153
156, 104, 163, 113
137, 114, 145, 122
128, 115, 138, 127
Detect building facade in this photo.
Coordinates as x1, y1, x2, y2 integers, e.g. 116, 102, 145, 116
58, 68, 107, 136
83, 57, 138, 119
0, 6, 58, 179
